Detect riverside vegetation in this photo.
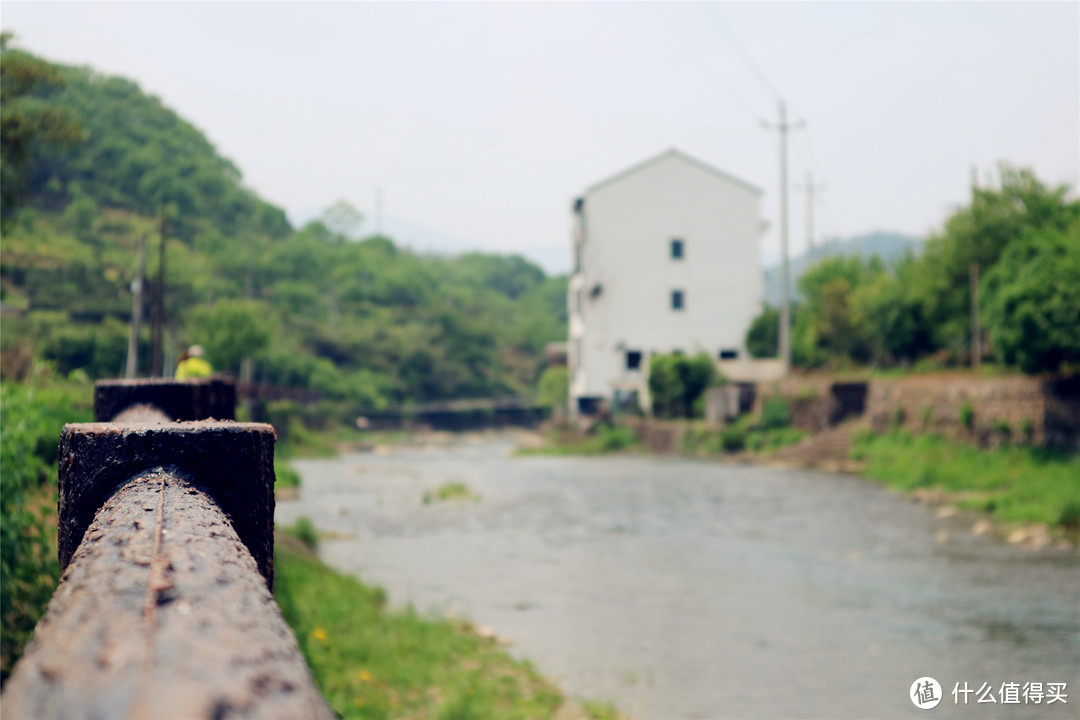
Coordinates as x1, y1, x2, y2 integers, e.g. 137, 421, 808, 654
525, 396, 805, 457
852, 429, 1080, 532
1, 374, 613, 720
274, 525, 566, 720
0, 371, 90, 680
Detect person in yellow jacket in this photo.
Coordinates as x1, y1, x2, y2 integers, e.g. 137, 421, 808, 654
176, 345, 213, 380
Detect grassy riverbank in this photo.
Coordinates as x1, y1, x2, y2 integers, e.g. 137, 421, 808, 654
519, 424, 642, 456
852, 429, 1080, 529
521, 412, 806, 459
273, 528, 565, 720
681, 415, 806, 456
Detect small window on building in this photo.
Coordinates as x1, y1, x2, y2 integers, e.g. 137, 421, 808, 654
626, 350, 642, 371
671, 238, 684, 259
671, 290, 684, 310
719, 349, 739, 360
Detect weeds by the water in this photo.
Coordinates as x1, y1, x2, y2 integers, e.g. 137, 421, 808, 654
423, 480, 480, 504
522, 415, 806, 459
581, 698, 620, 719
284, 516, 320, 551
275, 459, 302, 490
852, 429, 1080, 528
517, 424, 640, 456
274, 528, 564, 719
681, 415, 806, 456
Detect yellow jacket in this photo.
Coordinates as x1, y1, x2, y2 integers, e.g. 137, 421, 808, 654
176, 356, 213, 380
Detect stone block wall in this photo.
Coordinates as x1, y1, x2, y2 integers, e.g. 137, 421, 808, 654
624, 417, 687, 454
866, 374, 1079, 450
754, 377, 866, 434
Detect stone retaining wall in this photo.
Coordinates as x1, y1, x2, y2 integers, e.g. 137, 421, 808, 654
623, 417, 687, 454
756, 373, 1078, 450
866, 375, 1079, 450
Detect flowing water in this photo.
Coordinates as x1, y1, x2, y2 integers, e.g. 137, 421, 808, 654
276, 433, 1079, 719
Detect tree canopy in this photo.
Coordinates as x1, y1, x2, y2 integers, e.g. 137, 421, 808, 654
0, 44, 568, 406
746, 164, 1080, 375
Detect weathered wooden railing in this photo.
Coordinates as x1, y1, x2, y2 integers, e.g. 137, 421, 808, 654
2, 378, 333, 719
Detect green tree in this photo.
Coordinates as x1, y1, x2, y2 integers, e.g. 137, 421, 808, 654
792, 256, 881, 366
188, 299, 278, 375
648, 353, 684, 418
0, 33, 82, 229
320, 199, 364, 239
536, 366, 569, 410
851, 256, 934, 365
648, 352, 717, 419
746, 303, 780, 358
915, 165, 1080, 356
981, 222, 1080, 373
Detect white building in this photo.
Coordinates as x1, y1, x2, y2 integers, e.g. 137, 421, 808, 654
568, 149, 769, 415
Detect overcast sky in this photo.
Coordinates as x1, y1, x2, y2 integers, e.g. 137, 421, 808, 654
4, 2, 1078, 273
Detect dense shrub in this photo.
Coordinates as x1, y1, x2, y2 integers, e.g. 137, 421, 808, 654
536, 366, 568, 410
648, 352, 718, 419
759, 396, 791, 430
720, 427, 747, 452
0, 375, 92, 680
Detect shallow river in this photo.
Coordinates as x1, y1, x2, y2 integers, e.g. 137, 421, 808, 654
276, 434, 1079, 719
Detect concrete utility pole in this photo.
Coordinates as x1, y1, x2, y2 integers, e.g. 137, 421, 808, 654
795, 171, 825, 256
970, 165, 981, 372
150, 207, 167, 378
762, 100, 804, 373
125, 235, 147, 378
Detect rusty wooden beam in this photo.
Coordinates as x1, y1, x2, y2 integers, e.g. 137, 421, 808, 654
57, 421, 277, 586
3, 446, 332, 718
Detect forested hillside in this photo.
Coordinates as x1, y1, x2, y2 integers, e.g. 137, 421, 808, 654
0, 39, 567, 406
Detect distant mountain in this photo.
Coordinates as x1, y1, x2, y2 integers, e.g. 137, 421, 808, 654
763, 231, 922, 306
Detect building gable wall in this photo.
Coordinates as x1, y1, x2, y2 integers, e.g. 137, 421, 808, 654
572, 151, 763, 403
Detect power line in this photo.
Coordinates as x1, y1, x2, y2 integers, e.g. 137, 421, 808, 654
695, 5, 836, 252
643, 4, 764, 121
700, 4, 782, 101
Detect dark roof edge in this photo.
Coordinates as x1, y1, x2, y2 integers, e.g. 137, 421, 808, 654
584, 148, 764, 197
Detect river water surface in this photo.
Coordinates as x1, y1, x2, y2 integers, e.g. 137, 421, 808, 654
276, 434, 1079, 719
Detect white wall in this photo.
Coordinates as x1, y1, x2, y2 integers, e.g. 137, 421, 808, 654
569, 150, 763, 409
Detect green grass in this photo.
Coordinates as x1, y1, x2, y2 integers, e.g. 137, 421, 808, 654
518, 424, 640, 456
276, 415, 345, 459
275, 458, 302, 490
826, 363, 1022, 381
682, 416, 806, 457
581, 699, 620, 719
526, 416, 806, 459
423, 481, 479, 504
852, 430, 1080, 527
274, 530, 565, 720
283, 516, 320, 552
